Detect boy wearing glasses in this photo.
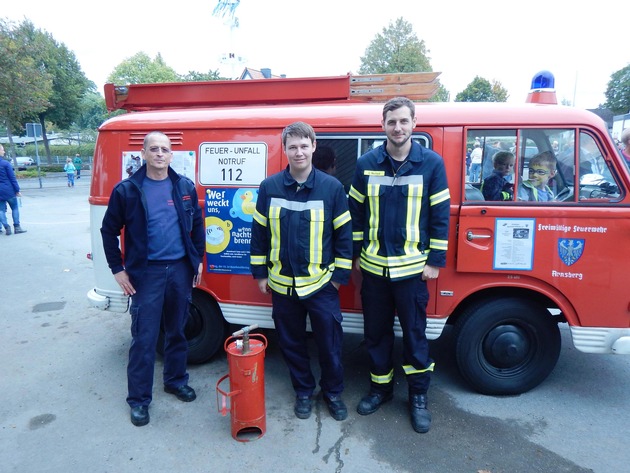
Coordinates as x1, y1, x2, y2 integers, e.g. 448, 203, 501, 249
518, 151, 557, 201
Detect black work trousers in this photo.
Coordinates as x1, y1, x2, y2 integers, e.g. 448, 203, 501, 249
361, 271, 433, 396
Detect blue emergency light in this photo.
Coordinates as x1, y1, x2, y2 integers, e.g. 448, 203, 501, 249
530, 70, 555, 90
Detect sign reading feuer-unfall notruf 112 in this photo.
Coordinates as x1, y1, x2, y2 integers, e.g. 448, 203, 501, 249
199, 142, 267, 187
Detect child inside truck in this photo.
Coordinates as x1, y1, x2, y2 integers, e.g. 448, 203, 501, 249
481, 151, 515, 201
518, 151, 557, 202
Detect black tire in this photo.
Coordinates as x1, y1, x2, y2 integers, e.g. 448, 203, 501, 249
453, 297, 561, 395
157, 290, 226, 364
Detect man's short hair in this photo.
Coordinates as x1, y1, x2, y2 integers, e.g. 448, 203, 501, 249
143, 131, 171, 149
621, 127, 630, 146
282, 121, 316, 147
382, 97, 415, 121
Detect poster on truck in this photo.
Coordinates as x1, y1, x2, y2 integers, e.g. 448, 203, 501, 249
204, 187, 258, 274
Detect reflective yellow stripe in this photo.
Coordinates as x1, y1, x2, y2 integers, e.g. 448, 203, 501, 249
405, 183, 422, 256
269, 266, 293, 285
361, 249, 427, 267
253, 209, 267, 227
250, 254, 266, 265
430, 188, 450, 206
295, 272, 332, 298
349, 185, 365, 203
353, 231, 364, 242
402, 362, 435, 375
366, 182, 380, 256
334, 257, 352, 270
269, 205, 282, 261
370, 369, 394, 384
430, 238, 448, 251
309, 207, 324, 267
333, 210, 351, 230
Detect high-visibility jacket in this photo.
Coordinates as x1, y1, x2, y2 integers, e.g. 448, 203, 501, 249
250, 167, 353, 298
349, 141, 450, 280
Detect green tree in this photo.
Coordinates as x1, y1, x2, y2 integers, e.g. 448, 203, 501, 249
358, 17, 447, 102
77, 88, 109, 130
604, 64, 630, 114
16, 20, 90, 163
0, 19, 52, 161
359, 18, 431, 74
180, 69, 226, 82
455, 76, 509, 102
107, 52, 179, 84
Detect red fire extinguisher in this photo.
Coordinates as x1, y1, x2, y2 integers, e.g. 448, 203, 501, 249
216, 324, 267, 442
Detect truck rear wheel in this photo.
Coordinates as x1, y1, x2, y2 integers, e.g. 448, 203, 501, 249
453, 297, 561, 395
157, 289, 226, 364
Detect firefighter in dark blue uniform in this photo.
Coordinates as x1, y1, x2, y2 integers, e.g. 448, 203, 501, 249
250, 122, 353, 421
349, 97, 450, 433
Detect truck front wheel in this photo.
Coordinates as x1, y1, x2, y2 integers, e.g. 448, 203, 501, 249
157, 289, 226, 364
453, 297, 561, 395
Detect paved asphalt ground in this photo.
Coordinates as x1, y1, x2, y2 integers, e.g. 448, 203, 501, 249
1, 172, 629, 472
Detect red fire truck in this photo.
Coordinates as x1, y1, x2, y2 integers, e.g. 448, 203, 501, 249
88, 71, 630, 395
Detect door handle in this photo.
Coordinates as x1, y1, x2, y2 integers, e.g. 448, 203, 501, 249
466, 231, 491, 241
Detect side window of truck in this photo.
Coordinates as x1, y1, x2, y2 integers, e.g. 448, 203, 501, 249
465, 128, 621, 203
465, 130, 518, 202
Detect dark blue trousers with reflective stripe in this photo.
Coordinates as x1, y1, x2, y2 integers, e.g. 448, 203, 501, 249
361, 271, 433, 395
127, 258, 193, 407
271, 283, 344, 398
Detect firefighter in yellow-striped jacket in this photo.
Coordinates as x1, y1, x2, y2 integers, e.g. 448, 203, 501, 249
250, 122, 353, 422
349, 97, 450, 434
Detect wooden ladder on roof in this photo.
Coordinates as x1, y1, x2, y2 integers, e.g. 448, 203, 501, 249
104, 72, 441, 112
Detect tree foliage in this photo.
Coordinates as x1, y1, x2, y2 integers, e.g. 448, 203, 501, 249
180, 69, 226, 82
107, 52, 179, 85
358, 17, 447, 102
359, 18, 431, 74
0, 18, 52, 157
13, 20, 90, 162
604, 64, 630, 114
455, 76, 509, 102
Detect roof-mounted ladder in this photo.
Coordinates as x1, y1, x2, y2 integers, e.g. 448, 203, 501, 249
104, 72, 441, 112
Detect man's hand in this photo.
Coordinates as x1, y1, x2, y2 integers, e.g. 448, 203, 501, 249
257, 278, 270, 295
193, 262, 203, 287
422, 265, 440, 281
114, 270, 136, 295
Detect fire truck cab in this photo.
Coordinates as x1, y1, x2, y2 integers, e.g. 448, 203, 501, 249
88, 71, 630, 395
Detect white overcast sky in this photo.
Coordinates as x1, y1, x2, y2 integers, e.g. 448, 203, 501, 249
3, 0, 628, 109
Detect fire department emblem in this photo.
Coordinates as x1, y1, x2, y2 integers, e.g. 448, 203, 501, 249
558, 238, 584, 266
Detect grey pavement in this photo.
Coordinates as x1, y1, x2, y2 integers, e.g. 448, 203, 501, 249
1, 180, 629, 473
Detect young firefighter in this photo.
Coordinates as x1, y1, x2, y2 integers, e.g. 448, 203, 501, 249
349, 97, 450, 434
481, 151, 515, 201
518, 151, 557, 202
250, 122, 353, 421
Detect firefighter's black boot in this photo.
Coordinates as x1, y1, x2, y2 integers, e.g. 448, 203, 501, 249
410, 393, 431, 433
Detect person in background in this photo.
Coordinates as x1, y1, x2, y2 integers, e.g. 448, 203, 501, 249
0, 144, 27, 235
312, 145, 337, 175
518, 151, 556, 202
349, 97, 450, 434
469, 141, 483, 182
73, 154, 83, 179
100, 131, 205, 427
481, 151, 515, 201
250, 122, 352, 422
64, 158, 76, 187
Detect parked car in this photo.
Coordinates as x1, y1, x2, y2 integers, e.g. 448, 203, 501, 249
15, 157, 34, 170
